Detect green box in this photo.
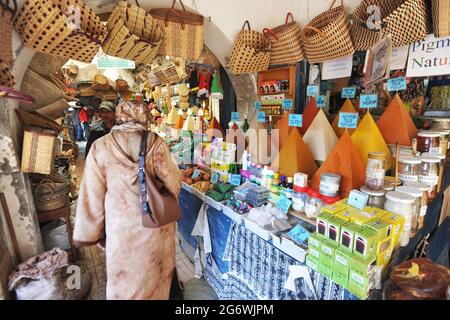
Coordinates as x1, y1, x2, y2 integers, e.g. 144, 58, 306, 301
316, 212, 334, 238
318, 255, 334, 279
327, 215, 347, 244
380, 212, 405, 249
365, 219, 393, 242
350, 254, 376, 276
321, 202, 347, 215
332, 262, 349, 288
335, 247, 352, 268
307, 233, 321, 250
339, 222, 362, 252
348, 269, 375, 300
319, 238, 338, 260
353, 226, 378, 258
308, 246, 320, 259
306, 254, 319, 271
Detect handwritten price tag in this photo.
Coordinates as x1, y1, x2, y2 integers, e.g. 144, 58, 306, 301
257, 111, 266, 122
387, 77, 407, 92
287, 225, 310, 245
282, 99, 293, 110
192, 169, 201, 179
316, 95, 326, 108
359, 94, 378, 109
338, 112, 358, 129
342, 87, 356, 99
230, 174, 241, 186
254, 101, 262, 110
307, 85, 319, 97
288, 114, 303, 127
276, 195, 292, 214
347, 190, 369, 210
231, 112, 240, 121
211, 173, 219, 184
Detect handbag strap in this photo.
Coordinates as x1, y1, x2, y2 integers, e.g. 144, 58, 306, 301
242, 20, 251, 31
170, 0, 186, 11
263, 28, 278, 40
138, 130, 154, 219
285, 12, 294, 24
329, 0, 343, 11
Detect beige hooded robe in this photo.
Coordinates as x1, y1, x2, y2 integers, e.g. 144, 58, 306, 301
73, 130, 181, 300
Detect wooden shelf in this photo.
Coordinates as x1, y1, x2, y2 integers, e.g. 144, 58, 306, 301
258, 66, 296, 106
259, 91, 290, 96
288, 210, 316, 226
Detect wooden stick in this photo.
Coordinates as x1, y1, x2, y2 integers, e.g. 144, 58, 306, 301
0, 193, 22, 263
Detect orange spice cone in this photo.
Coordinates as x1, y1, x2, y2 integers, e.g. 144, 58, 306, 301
377, 94, 418, 146
332, 99, 359, 137
300, 97, 319, 135
206, 116, 225, 141
276, 112, 292, 149
311, 131, 365, 198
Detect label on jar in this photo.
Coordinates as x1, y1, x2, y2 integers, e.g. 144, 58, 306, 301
294, 173, 308, 188
319, 181, 339, 195
292, 199, 305, 212
399, 174, 419, 182
403, 223, 411, 231
305, 202, 317, 217
419, 175, 438, 186
365, 167, 385, 180
420, 205, 428, 217
429, 146, 441, 154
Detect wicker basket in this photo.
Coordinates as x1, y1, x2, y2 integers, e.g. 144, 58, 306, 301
228, 21, 271, 75
350, 0, 430, 51
32, 176, 70, 212
0, 0, 16, 68
432, 0, 450, 37
102, 1, 163, 65
263, 13, 305, 66
302, 0, 354, 64
14, 0, 106, 63
0, 62, 15, 87
21, 127, 57, 175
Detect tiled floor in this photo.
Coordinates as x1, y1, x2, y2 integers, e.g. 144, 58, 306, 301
72, 141, 195, 300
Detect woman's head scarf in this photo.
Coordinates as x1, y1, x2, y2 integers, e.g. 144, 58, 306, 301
115, 100, 151, 126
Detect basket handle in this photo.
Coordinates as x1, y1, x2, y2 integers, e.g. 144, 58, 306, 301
0, 85, 34, 104
303, 25, 327, 41
285, 12, 295, 24
164, 8, 186, 30
34, 179, 57, 196
170, 0, 187, 12
71, 30, 101, 45
329, 0, 343, 10
242, 20, 251, 31
263, 28, 278, 40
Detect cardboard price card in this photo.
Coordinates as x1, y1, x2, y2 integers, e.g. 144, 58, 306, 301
359, 94, 378, 109
211, 173, 219, 184
338, 112, 358, 129
230, 174, 241, 186
257, 111, 266, 122
387, 77, 407, 92
254, 101, 262, 110
276, 195, 292, 214
341, 87, 356, 99
287, 225, 310, 245
307, 85, 319, 97
316, 95, 326, 107
282, 99, 293, 110
192, 169, 201, 179
288, 114, 303, 127
231, 112, 240, 121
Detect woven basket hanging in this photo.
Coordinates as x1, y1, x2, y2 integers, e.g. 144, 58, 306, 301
228, 21, 271, 75
263, 13, 305, 66
0, 62, 15, 88
149, 0, 204, 61
431, 0, 450, 37
102, 1, 164, 65
350, 0, 430, 51
0, 0, 17, 68
302, 0, 354, 64
14, 0, 106, 63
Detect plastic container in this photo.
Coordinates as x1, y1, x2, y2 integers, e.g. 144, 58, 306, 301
419, 154, 440, 202
360, 185, 386, 208
305, 189, 323, 219
321, 195, 341, 205
319, 173, 341, 197
292, 186, 309, 213
384, 191, 415, 247
398, 156, 421, 183
403, 181, 429, 230
417, 131, 441, 154
396, 186, 423, 238
365, 152, 386, 190
431, 130, 449, 156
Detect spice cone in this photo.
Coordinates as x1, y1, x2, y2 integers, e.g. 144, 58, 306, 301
332, 99, 359, 137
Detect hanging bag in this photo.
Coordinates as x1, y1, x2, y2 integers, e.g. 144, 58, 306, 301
431, 0, 450, 38
14, 0, 106, 63
150, 0, 204, 60
102, 1, 164, 65
228, 21, 271, 75
302, 0, 354, 64
263, 13, 305, 66
350, 0, 430, 51
137, 130, 181, 228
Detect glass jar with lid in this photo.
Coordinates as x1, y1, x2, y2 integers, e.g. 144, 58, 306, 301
384, 191, 415, 247
419, 154, 440, 202
398, 156, 421, 183
431, 130, 449, 156
433, 153, 446, 194
417, 131, 441, 154
360, 186, 386, 208
403, 181, 429, 230
319, 173, 341, 197
292, 186, 309, 213
396, 186, 423, 238
305, 189, 323, 219
365, 152, 386, 190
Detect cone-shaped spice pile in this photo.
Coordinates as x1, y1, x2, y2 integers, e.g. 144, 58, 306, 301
332, 99, 359, 137
303, 109, 338, 162
299, 97, 319, 135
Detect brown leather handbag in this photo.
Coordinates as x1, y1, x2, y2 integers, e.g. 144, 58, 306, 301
138, 131, 181, 228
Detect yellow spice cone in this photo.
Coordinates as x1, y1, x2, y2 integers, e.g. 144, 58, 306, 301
332, 99, 359, 137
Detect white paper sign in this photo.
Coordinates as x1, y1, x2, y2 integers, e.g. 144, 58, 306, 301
390, 45, 409, 71
321, 55, 353, 80
406, 34, 450, 77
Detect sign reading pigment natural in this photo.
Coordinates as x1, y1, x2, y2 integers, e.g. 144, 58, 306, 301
406, 35, 450, 77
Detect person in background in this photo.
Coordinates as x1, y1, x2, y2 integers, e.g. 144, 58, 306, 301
71, 105, 83, 141
72, 100, 181, 299
85, 101, 116, 157
79, 106, 90, 141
